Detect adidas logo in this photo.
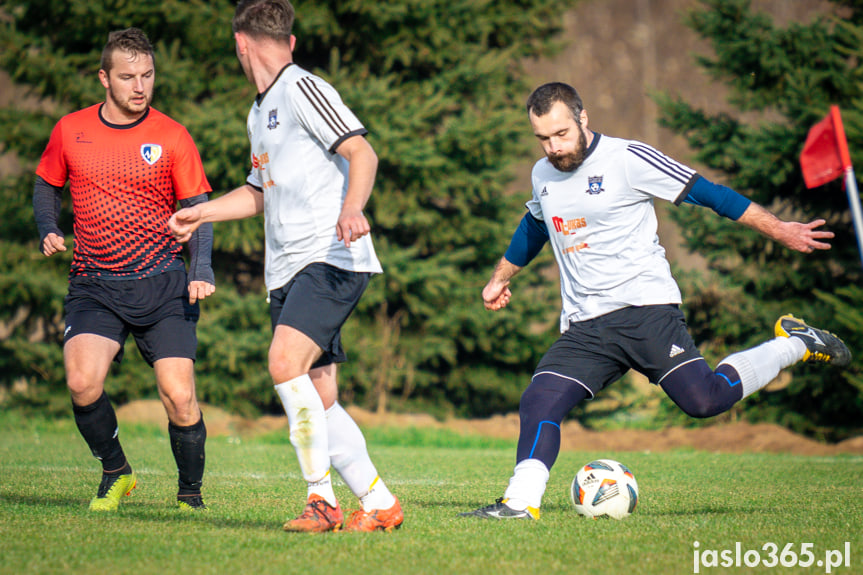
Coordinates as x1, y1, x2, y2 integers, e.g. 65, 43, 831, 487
582, 472, 599, 487
669, 344, 685, 358
540, 186, 549, 197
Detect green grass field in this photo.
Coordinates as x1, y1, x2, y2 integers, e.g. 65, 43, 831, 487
1, 411, 861, 575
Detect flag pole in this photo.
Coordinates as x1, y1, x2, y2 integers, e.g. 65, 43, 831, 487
831, 106, 863, 269
843, 168, 863, 269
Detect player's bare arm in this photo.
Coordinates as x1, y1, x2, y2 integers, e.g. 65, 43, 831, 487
736, 202, 834, 253
483, 257, 523, 311
169, 184, 264, 243
335, 135, 377, 248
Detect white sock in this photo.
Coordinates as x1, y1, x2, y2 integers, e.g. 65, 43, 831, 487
502, 458, 549, 511
274, 375, 331, 493
306, 470, 338, 507
359, 476, 396, 512
718, 336, 806, 399
325, 402, 395, 511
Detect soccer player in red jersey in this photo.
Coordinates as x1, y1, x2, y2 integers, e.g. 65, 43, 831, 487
33, 28, 214, 511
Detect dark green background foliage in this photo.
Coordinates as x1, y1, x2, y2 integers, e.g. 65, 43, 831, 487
1, 0, 861, 439
654, 0, 863, 439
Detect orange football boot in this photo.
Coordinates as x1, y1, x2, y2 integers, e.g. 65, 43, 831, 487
344, 497, 404, 532
283, 494, 344, 533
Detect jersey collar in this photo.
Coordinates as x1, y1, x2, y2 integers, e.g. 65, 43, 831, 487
256, 62, 294, 106
98, 103, 150, 130
584, 131, 601, 160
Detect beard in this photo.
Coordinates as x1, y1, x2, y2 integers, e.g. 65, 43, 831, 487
548, 127, 588, 172
107, 86, 150, 118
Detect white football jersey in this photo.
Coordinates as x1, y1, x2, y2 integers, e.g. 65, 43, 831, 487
527, 133, 695, 331
246, 64, 383, 291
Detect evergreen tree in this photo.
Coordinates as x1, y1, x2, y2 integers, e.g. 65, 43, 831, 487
654, 0, 863, 439
0, 0, 573, 417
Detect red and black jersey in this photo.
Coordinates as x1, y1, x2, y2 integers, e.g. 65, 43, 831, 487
36, 104, 211, 279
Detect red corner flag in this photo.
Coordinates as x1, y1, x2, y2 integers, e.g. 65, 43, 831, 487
800, 105, 863, 269
800, 105, 852, 188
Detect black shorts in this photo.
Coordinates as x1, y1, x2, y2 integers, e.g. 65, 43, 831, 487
269, 263, 371, 369
63, 270, 199, 366
534, 304, 702, 397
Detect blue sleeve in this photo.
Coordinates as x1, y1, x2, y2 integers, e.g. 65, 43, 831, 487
679, 175, 751, 221
504, 212, 549, 267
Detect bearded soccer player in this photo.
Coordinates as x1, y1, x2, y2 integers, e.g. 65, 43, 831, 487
460, 82, 852, 520
34, 28, 214, 511
168, 0, 402, 532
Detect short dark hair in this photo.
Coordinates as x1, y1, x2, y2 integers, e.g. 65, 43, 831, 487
100, 28, 155, 74
232, 0, 295, 42
526, 82, 584, 121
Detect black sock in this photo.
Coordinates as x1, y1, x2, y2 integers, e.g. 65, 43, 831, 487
169, 414, 206, 497
106, 462, 133, 477
72, 391, 128, 472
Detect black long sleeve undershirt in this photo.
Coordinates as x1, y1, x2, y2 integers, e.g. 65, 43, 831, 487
179, 194, 215, 285
33, 175, 64, 243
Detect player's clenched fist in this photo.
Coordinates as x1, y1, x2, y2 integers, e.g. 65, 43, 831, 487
336, 208, 371, 247
41, 232, 67, 257
168, 207, 203, 243
482, 281, 512, 311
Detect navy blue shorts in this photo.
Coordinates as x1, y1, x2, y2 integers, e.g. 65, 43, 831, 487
63, 270, 199, 366
534, 304, 702, 397
269, 263, 371, 369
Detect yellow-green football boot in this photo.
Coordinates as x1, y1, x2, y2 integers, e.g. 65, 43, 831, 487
89, 471, 137, 511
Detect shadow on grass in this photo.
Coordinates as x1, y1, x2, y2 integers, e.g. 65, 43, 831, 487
0, 491, 283, 531
131, 510, 281, 531
407, 496, 740, 520
1, 492, 85, 509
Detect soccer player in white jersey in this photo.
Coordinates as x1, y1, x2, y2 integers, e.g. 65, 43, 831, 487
460, 82, 851, 520
168, 0, 402, 532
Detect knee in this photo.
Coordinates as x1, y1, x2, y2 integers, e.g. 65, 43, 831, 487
66, 373, 103, 406
661, 360, 740, 419
519, 390, 557, 430
269, 358, 303, 384
66, 371, 89, 395
673, 389, 726, 419
519, 372, 588, 424
519, 385, 544, 416
268, 346, 311, 384
678, 397, 717, 419
161, 387, 199, 425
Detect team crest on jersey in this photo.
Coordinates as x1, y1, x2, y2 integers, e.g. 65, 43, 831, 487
140, 144, 162, 165
586, 175, 605, 195
267, 108, 280, 130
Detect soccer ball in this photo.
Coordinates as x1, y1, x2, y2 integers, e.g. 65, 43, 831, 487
571, 459, 638, 520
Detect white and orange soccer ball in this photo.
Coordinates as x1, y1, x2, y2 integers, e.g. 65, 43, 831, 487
571, 459, 638, 520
